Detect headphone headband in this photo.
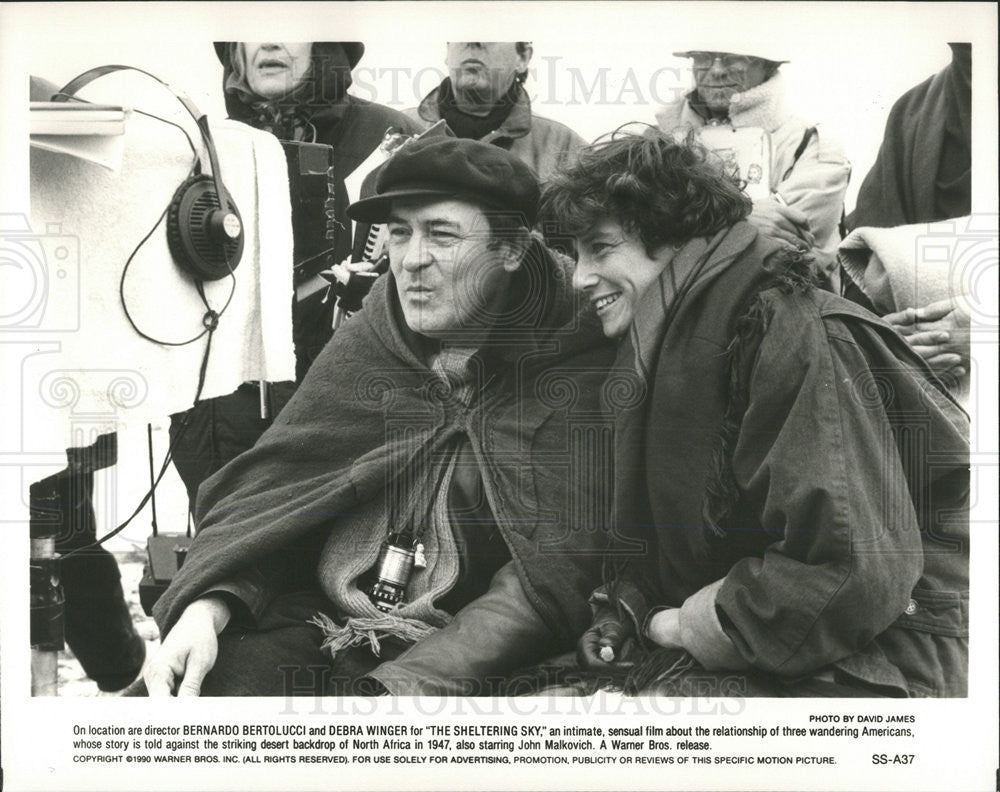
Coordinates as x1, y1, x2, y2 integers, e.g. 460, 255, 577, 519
54, 64, 244, 282
54, 65, 234, 212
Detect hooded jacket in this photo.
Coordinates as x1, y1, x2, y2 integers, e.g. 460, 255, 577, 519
215, 42, 422, 271
656, 73, 851, 258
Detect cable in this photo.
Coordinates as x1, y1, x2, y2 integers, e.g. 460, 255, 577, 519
60, 130, 240, 557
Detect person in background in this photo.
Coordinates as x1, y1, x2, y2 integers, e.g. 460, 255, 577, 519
657, 44, 850, 284
543, 131, 968, 698
168, 43, 421, 508
407, 42, 584, 181
842, 43, 972, 390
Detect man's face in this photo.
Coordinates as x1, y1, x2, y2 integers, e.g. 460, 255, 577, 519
386, 198, 520, 338
445, 42, 531, 106
572, 218, 674, 339
690, 51, 771, 115
243, 42, 313, 100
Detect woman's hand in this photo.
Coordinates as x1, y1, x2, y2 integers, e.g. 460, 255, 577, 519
143, 596, 230, 697
645, 608, 685, 651
577, 606, 635, 668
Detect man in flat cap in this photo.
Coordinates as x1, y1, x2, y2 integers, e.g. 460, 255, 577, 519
140, 137, 616, 697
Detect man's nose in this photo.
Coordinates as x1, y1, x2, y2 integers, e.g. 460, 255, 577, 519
572, 256, 598, 292
706, 56, 729, 78
399, 236, 432, 271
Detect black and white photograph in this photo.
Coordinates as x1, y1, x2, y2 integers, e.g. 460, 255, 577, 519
1, 2, 997, 790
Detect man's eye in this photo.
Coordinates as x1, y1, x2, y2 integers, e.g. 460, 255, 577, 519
388, 227, 410, 240
430, 230, 460, 243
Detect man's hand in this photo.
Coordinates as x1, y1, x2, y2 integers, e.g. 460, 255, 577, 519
143, 597, 230, 697
749, 199, 816, 249
577, 606, 635, 669
883, 298, 970, 378
645, 608, 684, 651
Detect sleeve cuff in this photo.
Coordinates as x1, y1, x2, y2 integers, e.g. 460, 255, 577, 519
201, 571, 269, 628
590, 581, 649, 642
678, 579, 749, 671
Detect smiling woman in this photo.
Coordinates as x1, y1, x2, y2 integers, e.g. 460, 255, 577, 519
540, 129, 970, 698
544, 130, 751, 338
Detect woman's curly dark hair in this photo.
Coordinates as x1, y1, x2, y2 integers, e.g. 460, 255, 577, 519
540, 125, 752, 256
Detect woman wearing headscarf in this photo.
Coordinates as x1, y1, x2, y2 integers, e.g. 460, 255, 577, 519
169, 43, 421, 506
541, 130, 969, 697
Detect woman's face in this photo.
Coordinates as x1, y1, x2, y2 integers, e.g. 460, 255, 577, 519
243, 42, 313, 100
572, 219, 675, 339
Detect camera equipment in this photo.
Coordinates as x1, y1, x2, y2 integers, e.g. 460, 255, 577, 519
368, 532, 419, 612
29, 489, 65, 696
322, 254, 390, 330
283, 140, 337, 285
138, 423, 191, 616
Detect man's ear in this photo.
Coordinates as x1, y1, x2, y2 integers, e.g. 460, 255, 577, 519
517, 45, 534, 73
498, 227, 532, 272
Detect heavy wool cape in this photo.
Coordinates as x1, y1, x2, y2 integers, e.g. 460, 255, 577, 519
153, 254, 617, 650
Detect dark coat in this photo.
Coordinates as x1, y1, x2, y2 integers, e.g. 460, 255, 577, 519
848, 44, 971, 229
612, 223, 969, 696
154, 244, 618, 691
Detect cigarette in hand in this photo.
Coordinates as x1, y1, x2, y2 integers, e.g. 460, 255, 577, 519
599, 645, 615, 663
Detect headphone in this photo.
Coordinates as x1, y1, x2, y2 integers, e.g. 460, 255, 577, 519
54, 65, 245, 281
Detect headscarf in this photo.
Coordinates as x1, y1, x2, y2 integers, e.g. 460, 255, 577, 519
215, 42, 362, 141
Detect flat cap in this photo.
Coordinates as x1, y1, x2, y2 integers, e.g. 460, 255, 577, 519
347, 137, 540, 225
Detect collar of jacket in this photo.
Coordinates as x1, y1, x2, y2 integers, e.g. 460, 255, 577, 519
627, 222, 760, 379
416, 80, 533, 144
682, 72, 790, 132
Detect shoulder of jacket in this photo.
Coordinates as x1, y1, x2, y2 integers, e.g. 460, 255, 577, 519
526, 113, 585, 146
654, 98, 691, 132
809, 122, 849, 165
774, 114, 849, 167
345, 96, 423, 134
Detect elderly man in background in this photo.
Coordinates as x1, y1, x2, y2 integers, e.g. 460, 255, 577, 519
657, 43, 850, 283
139, 138, 615, 697
408, 42, 584, 181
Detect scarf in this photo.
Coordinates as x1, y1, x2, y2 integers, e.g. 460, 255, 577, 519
221, 42, 355, 142
626, 223, 760, 380
435, 77, 523, 143
310, 347, 480, 656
